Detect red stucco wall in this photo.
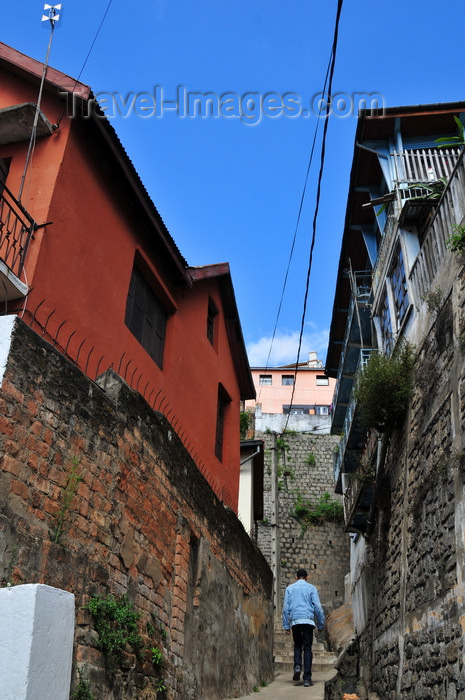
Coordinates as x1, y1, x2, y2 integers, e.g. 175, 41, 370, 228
0, 64, 244, 508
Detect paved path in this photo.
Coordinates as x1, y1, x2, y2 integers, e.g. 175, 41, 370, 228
229, 669, 337, 699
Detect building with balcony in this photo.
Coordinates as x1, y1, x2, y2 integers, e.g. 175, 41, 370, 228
0, 41, 255, 511
325, 102, 465, 697
243, 351, 336, 433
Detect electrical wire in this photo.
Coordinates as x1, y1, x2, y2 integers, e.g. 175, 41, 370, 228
55, 0, 114, 126
283, 0, 344, 430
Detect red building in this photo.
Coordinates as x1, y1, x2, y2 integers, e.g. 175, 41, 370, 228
0, 42, 254, 510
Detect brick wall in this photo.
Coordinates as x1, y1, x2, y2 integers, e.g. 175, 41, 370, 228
0, 319, 273, 700
256, 431, 350, 621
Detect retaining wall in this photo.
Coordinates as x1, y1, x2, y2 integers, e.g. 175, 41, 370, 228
0, 318, 273, 700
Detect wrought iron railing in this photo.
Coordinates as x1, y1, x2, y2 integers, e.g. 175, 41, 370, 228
0, 183, 35, 279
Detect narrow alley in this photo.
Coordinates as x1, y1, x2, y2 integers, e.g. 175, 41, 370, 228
230, 669, 337, 700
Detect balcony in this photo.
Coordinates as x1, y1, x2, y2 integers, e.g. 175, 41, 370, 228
0, 183, 34, 302
333, 348, 374, 493
342, 431, 378, 535
372, 147, 462, 294
331, 271, 373, 437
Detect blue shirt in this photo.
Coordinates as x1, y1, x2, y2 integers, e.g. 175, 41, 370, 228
282, 579, 325, 631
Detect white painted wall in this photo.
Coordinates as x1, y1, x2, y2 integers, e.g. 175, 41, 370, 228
0, 315, 16, 384
0, 584, 75, 700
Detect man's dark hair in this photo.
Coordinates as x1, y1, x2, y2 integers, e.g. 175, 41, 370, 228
296, 568, 307, 578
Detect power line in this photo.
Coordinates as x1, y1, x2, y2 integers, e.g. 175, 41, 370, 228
56, 0, 114, 126
283, 0, 344, 429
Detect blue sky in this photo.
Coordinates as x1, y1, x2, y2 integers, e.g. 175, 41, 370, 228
3, 1, 465, 366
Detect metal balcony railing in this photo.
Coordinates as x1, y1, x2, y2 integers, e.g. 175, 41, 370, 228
0, 183, 35, 280
333, 348, 375, 486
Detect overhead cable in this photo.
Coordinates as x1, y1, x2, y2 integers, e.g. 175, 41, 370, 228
283, 0, 344, 429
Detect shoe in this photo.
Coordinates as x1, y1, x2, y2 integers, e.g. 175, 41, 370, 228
303, 680, 314, 687
292, 667, 301, 681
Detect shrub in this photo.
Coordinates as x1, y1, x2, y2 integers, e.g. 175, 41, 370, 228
84, 594, 143, 665
354, 342, 415, 435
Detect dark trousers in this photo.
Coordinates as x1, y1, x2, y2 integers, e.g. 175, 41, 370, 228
292, 624, 315, 681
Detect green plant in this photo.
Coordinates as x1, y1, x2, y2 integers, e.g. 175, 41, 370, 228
260, 680, 268, 687
292, 492, 344, 537
405, 176, 448, 201
151, 646, 164, 669
156, 678, 167, 693
71, 668, 94, 700
240, 411, 250, 439
435, 115, 465, 149
49, 457, 82, 544
421, 286, 443, 314
280, 560, 288, 568
305, 452, 316, 467
446, 223, 465, 253
84, 594, 143, 665
354, 342, 415, 436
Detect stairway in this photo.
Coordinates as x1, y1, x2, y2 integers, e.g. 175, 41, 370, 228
273, 622, 337, 677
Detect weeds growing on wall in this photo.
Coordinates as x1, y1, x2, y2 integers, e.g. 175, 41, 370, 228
354, 342, 415, 436
84, 592, 167, 694
305, 452, 316, 467
446, 223, 465, 253
84, 594, 143, 666
49, 457, 82, 545
71, 670, 94, 700
421, 286, 443, 315
291, 492, 344, 537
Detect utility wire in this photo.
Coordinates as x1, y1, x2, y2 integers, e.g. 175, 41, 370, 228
56, 0, 114, 126
283, 0, 344, 430
74, 0, 114, 84
256, 39, 337, 407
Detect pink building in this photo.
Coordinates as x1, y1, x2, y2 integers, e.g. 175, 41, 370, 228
244, 352, 335, 432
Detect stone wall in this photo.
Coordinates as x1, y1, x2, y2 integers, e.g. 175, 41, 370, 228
353, 262, 465, 699
256, 431, 350, 622
0, 318, 273, 700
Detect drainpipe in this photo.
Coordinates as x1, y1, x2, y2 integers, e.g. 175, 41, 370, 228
270, 433, 281, 620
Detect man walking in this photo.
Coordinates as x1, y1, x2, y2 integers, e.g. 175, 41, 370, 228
282, 568, 325, 687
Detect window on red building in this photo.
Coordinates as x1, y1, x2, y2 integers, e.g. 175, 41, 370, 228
215, 385, 231, 461
125, 265, 167, 368
207, 298, 218, 347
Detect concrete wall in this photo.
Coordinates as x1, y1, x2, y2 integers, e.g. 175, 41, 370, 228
256, 431, 350, 623
254, 411, 332, 435
0, 319, 273, 700
0, 584, 74, 700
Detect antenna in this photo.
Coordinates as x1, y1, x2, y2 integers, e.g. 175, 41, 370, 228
18, 3, 63, 202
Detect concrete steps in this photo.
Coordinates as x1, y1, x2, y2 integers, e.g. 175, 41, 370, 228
273, 624, 337, 676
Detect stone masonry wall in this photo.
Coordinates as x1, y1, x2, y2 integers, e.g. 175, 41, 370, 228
0, 319, 274, 700
256, 431, 350, 624
356, 260, 465, 699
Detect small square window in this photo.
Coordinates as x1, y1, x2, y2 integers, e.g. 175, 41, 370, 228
259, 374, 272, 386
282, 375, 294, 386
